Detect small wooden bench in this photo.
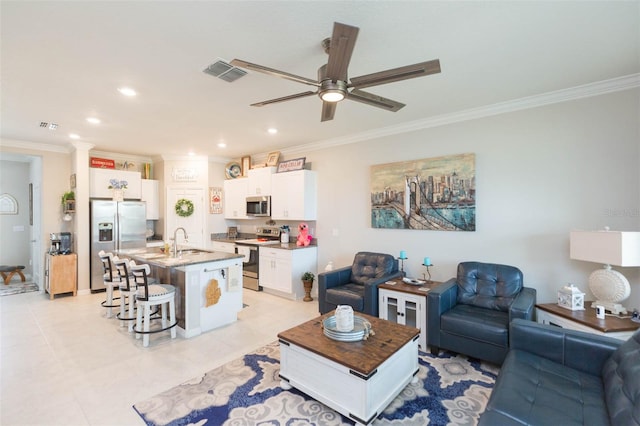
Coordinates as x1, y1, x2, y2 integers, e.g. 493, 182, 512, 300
0, 265, 26, 285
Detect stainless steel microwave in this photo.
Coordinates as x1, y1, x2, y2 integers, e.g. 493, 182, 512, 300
246, 196, 271, 217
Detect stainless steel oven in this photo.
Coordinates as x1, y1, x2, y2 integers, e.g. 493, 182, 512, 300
235, 226, 281, 291
235, 244, 260, 291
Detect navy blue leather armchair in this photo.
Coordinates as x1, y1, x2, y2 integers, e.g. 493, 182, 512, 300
318, 252, 402, 316
427, 261, 536, 365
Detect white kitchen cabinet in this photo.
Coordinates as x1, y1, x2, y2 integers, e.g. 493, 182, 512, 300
209, 241, 236, 254
247, 167, 276, 196
223, 178, 248, 219
259, 246, 317, 300
271, 170, 317, 220
141, 179, 159, 219
379, 287, 426, 349
89, 168, 142, 199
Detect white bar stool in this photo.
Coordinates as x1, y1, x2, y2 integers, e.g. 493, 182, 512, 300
131, 264, 177, 347
98, 251, 121, 318
113, 257, 137, 331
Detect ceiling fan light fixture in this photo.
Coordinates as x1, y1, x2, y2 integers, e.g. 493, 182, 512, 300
319, 80, 347, 102
320, 90, 345, 102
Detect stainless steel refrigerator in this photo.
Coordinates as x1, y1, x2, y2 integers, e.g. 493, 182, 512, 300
90, 199, 147, 291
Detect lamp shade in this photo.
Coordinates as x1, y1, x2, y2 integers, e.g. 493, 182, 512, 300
570, 231, 640, 267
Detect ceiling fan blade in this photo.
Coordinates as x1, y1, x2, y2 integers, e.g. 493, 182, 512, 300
321, 101, 337, 122
349, 59, 441, 89
231, 59, 319, 87
325, 22, 359, 81
250, 91, 316, 107
347, 89, 405, 112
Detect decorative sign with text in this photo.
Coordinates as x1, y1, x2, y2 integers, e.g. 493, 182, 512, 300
172, 168, 198, 182
90, 157, 115, 169
276, 157, 306, 173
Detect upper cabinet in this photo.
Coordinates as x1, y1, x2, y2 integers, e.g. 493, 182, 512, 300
271, 170, 317, 220
141, 179, 159, 220
89, 168, 142, 200
224, 178, 248, 219
247, 167, 276, 196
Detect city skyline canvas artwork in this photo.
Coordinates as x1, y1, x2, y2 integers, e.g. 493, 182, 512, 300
371, 153, 476, 231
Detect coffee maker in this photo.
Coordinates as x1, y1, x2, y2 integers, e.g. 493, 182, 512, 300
49, 232, 72, 254
49, 233, 61, 254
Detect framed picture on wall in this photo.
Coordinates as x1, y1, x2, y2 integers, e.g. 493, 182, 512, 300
241, 156, 251, 177
266, 151, 280, 167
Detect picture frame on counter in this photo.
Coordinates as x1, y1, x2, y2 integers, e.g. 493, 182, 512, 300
241, 156, 251, 177
277, 157, 306, 173
266, 151, 280, 167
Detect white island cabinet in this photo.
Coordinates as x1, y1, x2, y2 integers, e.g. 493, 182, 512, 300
271, 170, 317, 220
259, 246, 317, 300
180, 260, 243, 338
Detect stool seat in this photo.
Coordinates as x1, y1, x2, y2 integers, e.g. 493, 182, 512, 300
0, 265, 26, 285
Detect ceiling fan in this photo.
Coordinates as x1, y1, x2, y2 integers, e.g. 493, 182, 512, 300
230, 22, 441, 122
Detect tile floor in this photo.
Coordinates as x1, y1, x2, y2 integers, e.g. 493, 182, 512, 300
0, 288, 319, 425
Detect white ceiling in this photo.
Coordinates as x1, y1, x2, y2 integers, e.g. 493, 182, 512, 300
1, 1, 639, 161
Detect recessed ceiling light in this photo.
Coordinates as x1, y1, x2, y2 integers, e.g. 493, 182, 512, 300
118, 87, 137, 97
69, 133, 80, 139
267, 128, 278, 135
217, 142, 226, 148
86, 117, 101, 124
188, 152, 195, 156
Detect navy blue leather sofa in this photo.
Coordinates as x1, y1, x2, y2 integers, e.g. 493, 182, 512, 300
480, 319, 639, 426
318, 252, 402, 317
427, 262, 536, 365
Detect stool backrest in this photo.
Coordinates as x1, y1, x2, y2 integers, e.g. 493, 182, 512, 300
98, 250, 117, 282
131, 264, 152, 301
113, 258, 135, 291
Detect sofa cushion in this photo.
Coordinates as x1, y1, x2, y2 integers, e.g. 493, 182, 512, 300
481, 349, 609, 426
350, 252, 395, 286
602, 330, 640, 426
441, 304, 510, 347
457, 261, 523, 311
325, 283, 365, 311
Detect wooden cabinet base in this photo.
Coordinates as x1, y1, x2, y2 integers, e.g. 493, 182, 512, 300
45, 254, 77, 299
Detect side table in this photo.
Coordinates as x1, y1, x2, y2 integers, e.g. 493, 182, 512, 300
536, 303, 639, 341
378, 278, 441, 350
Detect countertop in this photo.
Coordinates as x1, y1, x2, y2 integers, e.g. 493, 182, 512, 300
212, 237, 317, 251
117, 247, 243, 268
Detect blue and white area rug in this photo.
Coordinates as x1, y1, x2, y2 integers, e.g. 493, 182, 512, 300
133, 342, 498, 426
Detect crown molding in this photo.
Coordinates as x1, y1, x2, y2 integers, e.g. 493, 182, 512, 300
0, 138, 72, 154
283, 73, 640, 156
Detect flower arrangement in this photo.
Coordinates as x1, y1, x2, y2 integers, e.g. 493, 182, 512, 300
108, 179, 128, 190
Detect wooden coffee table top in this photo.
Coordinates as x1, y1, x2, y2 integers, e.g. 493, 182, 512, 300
277, 311, 419, 376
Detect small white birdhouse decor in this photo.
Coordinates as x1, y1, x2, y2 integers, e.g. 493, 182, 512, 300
557, 284, 585, 311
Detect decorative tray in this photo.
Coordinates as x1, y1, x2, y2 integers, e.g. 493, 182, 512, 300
403, 277, 426, 286
323, 315, 374, 342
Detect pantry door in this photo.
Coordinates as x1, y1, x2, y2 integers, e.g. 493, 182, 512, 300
166, 187, 205, 248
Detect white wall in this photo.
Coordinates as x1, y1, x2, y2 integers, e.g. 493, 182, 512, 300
308, 89, 640, 309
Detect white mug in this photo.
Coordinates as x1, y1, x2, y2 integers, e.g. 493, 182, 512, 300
595, 305, 605, 319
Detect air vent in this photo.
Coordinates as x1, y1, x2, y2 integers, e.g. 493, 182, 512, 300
203, 59, 247, 83
39, 122, 58, 130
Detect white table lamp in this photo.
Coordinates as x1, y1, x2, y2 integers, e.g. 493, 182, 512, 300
569, 229, 640, 315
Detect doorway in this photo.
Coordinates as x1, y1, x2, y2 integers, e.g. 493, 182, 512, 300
0, 153, 42, 289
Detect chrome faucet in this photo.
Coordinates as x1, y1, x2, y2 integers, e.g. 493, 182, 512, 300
172, 227, 188, 257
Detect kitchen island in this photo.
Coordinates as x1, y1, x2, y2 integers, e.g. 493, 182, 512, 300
117, 247, 244, 338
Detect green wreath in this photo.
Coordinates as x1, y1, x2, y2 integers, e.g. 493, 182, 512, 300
175, 199, 194, 217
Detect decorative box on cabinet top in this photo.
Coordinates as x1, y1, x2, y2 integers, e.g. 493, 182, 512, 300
557, 284, 585, 311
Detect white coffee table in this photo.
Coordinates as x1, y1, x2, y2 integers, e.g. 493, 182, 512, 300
277, 312, 420, 425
